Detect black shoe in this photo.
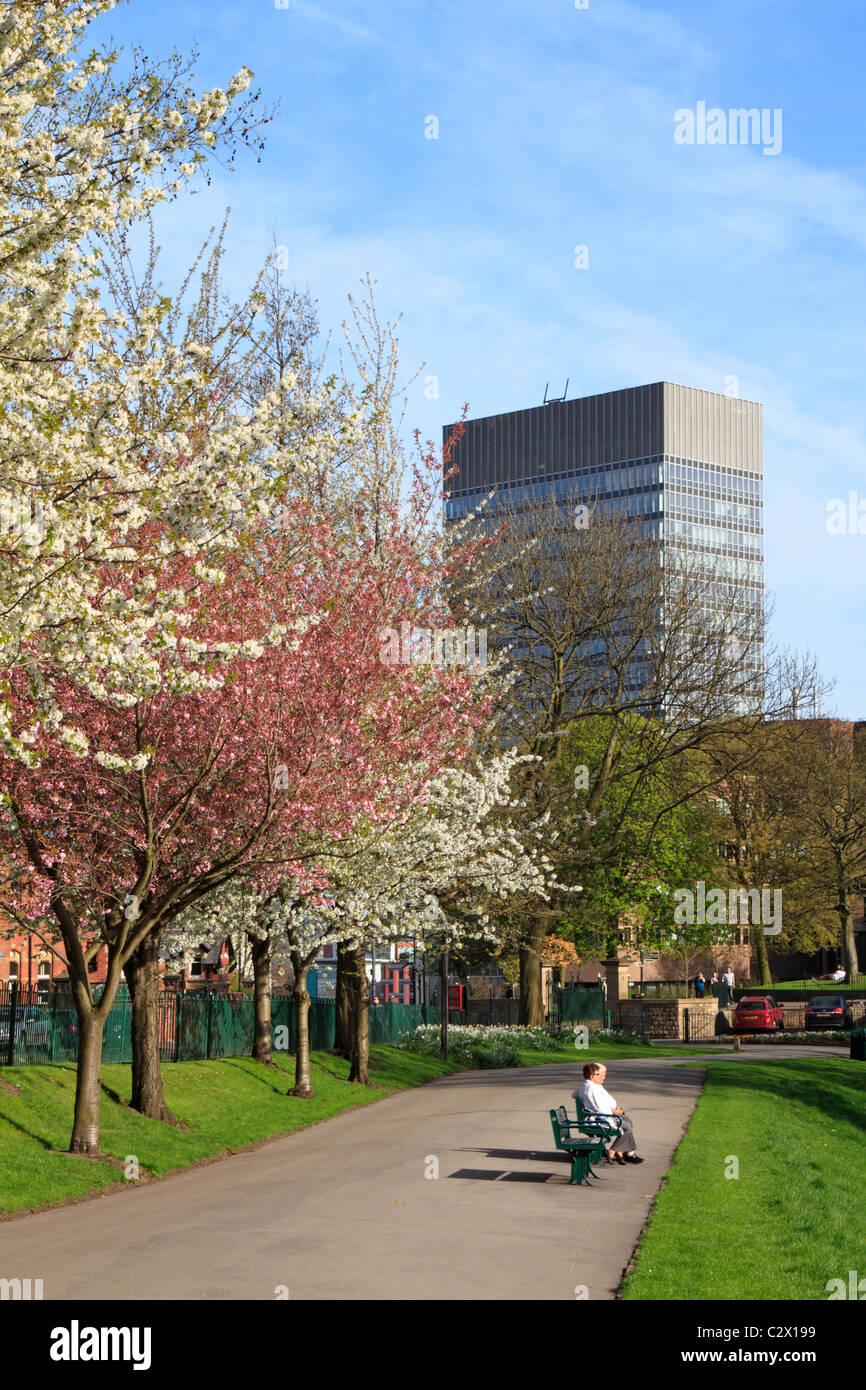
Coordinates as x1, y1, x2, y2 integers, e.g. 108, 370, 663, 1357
613, 1152, 626, 1165
624, 1153, 644, 1164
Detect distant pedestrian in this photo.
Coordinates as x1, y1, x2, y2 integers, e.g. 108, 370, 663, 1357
694, 972, 706, 999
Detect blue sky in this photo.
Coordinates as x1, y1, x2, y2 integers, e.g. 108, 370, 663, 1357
97, 0, 866, 715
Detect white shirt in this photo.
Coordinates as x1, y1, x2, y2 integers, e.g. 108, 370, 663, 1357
574, 1079, 620, 1127
723, 972, 735, 986
833, 969, 846, 980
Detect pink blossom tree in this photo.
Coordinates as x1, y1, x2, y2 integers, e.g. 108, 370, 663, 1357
0, 491, 488, 1146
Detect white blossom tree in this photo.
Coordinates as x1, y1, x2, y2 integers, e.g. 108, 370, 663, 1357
158, 753, 554, 1096
309, 752, 556, 1081
0, 1, 358, 760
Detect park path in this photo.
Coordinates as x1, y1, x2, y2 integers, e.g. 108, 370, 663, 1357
0, 1046, 846, 1301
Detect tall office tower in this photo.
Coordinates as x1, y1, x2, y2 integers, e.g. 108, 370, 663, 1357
444, 381, 764, 710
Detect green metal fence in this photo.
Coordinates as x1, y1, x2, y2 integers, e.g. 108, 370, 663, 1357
268, 997, 455, 1054
556, 985, 606, 1025
0, 981, 455, 1067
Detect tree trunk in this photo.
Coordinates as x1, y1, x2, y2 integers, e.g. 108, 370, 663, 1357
288, 960, 313, 1098
751, 914, 772, 986
69, 1008, 105, 1154
840, 893, 859, 978
348, 946, 370, 1084
518, 920, 546, 1026
334, 939, 356, 1058
603, 913, 620, 962
250, 933, 274, 1065
123, 931, 177, 1123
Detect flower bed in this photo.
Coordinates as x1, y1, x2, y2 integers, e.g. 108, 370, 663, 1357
595, 1027, 654, 1047
733, 1030, 851, 1045
397, 1022, 570, 1068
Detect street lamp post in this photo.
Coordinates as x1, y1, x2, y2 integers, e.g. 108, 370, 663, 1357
440, 940, 449, 1060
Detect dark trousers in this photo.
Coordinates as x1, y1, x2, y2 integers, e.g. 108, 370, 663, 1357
609, 1114, 637, 1153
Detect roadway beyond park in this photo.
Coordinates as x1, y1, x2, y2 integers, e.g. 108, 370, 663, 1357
0, 1046, 847, 1301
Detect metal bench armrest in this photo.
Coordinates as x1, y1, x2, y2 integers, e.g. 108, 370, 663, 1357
584, 1112, 623, 1131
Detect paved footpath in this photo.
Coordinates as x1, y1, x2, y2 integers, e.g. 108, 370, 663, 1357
0, 1046, 846, 1301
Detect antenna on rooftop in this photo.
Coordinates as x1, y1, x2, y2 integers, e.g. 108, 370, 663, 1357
543, 379, 569, 406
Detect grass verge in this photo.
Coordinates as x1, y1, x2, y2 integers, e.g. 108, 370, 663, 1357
620, 1056, 866, 1300
0, 1048, 455, 1216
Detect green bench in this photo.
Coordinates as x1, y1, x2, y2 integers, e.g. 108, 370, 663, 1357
549, 1107, 607, 1185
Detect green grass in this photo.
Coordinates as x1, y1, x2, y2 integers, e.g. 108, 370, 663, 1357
0, 1047, 457, 1215
0, 1038, 724, 1215
766, 978, 866, 992
620, 1056, 866, 1301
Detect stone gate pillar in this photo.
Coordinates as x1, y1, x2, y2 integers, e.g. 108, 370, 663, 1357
603, 958, 632, 1010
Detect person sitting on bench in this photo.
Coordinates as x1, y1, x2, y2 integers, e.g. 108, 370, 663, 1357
573, 1061, 644, 1165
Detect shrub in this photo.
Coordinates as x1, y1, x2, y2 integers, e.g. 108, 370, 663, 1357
466, 1041, 522, 1068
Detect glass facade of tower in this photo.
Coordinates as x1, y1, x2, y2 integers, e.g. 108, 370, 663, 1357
445, 454, 666, 530
444, 381, 765, 701
662, 456, 762, 590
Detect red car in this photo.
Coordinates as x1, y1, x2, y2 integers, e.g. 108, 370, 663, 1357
732, 995, 784, 1033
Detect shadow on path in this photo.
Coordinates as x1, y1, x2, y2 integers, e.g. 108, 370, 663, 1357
447, 1167, 577, 1184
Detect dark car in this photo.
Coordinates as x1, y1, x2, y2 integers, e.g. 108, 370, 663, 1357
0, 1005, 83, 1059
0, 1007, 47, 1055
48, 1008, 80, 1057
804, 995, 850, 1030
733, 996, 784, 1033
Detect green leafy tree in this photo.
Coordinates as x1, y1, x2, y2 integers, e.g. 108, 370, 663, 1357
704, 719, 839, 984
778, 721, 866, 977
549, 717, 723, 981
